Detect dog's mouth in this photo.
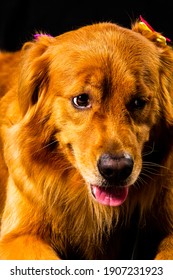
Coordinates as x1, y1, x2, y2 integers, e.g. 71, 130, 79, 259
91, 184, 129, 207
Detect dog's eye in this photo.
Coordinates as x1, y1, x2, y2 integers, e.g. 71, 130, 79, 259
72, 94, 91, 109
133, 98, 147, 109
128, 97, 147, 111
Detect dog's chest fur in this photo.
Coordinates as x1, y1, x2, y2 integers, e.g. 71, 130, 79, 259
56, 210, 165, 260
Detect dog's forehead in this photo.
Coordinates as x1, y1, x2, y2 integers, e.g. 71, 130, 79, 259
50, 23, 159, 93
52, 22, 158, 72
57, 22, 156, 56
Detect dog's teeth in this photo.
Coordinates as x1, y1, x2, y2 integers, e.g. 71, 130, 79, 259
92, 186, 98, 196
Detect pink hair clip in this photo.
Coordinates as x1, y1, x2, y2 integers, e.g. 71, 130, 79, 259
34, 33, 53, 40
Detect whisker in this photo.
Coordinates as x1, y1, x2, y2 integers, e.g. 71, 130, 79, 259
142, 142, 155, 157
140, 171, 155, 181
141, 160, 173, 180
143, 160, 171, 170
31, 139, 59, 155
142, 169, 163, 177
142, 164, 165, 175
134, 175, 147, 189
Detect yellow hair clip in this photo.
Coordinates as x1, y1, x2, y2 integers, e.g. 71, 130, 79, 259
139, 21, 153, 33
139, 15, 171, 45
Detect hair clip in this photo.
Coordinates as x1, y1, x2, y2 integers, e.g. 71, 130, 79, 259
139, 15, 171, 45
34, 33, 53, 40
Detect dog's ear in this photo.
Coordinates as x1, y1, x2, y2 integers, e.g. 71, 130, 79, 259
157, 48, 173, 127
18, 34, 54, 115
132, 18, 173, 127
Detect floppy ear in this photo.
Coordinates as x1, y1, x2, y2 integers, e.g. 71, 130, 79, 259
18, 34, 54, 115
157, 48, 173, 126
132, 18, 173, 127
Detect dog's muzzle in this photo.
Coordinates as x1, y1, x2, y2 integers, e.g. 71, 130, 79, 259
90, 152, 134, 207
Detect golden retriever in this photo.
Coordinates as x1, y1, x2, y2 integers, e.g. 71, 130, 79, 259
0, 18, 173, 260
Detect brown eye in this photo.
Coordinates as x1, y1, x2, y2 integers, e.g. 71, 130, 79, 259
133, 98, 147, 109
72, 94, 91, 109
127, 96, 147, 111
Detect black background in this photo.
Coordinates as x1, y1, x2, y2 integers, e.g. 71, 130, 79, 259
0, 0, 173, 51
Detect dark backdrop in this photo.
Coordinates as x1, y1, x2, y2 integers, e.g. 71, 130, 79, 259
0, 0, 173, 51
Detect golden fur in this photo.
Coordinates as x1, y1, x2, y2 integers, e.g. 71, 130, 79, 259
0, 20, 173, 259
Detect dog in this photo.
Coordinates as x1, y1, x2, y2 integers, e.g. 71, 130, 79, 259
0, 17, 173, 260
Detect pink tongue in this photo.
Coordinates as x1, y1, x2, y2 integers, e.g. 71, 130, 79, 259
92, 185, 129, 206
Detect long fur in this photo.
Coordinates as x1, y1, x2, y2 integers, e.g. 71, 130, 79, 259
0, 20, 173, 259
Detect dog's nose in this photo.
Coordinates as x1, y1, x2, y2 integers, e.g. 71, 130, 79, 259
97, 152, 134, 184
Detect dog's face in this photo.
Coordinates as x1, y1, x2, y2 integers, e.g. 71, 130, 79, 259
14, 22, 173, 208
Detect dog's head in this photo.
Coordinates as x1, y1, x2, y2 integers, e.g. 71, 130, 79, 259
15, 21, 173, 210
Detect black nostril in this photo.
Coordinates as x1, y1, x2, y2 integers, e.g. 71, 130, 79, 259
97, 152, 134, 184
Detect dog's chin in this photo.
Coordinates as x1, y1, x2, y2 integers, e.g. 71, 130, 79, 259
90, 184, 129, 207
